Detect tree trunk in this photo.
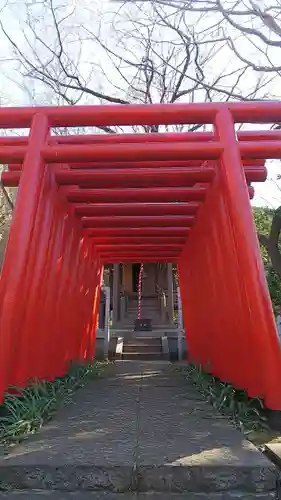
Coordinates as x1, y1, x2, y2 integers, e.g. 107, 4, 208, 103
0, 221, 11, 270
258, 210, 281, 279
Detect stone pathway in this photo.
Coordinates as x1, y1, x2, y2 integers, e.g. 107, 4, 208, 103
0, 361, 278, 499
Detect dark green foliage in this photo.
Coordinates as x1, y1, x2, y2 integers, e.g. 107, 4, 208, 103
0, 361, 109, 445
253, 206, 273, 267
178, 364, 269, 434
253, 206, 281, 314
267, 268, 281, 314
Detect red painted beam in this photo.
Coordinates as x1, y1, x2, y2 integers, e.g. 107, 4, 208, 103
0, 139, 279, 166
0, 146, 26, 163
98, 248, 181, 252
1, 101, 281, 128
95, 245, 183, 251
90, 236, 187, 245
7, 158, 266, 170
1, 130, 280, 147
0, 102, 220, 128
42, 142, 223, 163
85, 227, 191, 237
99, 257, 180, 263
240, 141, 281, 159
8, 164, 25, 171
2, 169, 212, 188
0, 171, 259, 203
229, 102, 281, 123
66, 187, 208, 203
99, 257, 180, 261
244, 166, 267, 182
69, 159, 263, 169
98, 252, 181, 258
2, 166, 265, 189
82, 215, 195, 228
69, 158, 265, 168
101, 257, 179, 263
1, 171, 21, 187
74, 202, 200, 217
55, 167, 215, 188
100, 254, 179, 257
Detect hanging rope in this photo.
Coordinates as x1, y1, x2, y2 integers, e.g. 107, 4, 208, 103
137, 263, 144, 320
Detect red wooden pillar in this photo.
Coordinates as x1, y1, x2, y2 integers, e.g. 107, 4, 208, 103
65, 223, 83, 363
76, 239, 103, 362
0, 114, 49, 400
204, 188, 246, 383
50, 203, 76, 376
40, 186, 68, 379
179, 109, 281, 410
72, 235, 88, 360
179, 173, 249, 385
80, 243, 95, 360
77, 237, 92, 360
11, 166, 57, 386
57, 212, 79, 369
86, 253, 103, 361
214, 108, 281, 408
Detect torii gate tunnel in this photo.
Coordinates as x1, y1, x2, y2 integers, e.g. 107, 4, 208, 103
1, 102, 281, 409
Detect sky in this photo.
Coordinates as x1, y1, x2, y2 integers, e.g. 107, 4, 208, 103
0, 0, 280, 208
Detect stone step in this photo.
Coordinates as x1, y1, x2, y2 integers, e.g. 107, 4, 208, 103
125, 315, 161, 320
127, 305, 159, 309
123, 344, 162, 353
110, 328, 180, 336
124, 322, 162, 326
126, 311, 160, 315
0, 462, 276, 494
127, 306, 159, 311
127, 301, 159, 305
126, 312, 160, 316
122, 352, 163, 360
127, 303, 159, 308
124, 312, 160, 315
126, 311, 160, 316
126, 310, 160, 314
125, 314, 161, 319
122, 322, 162, 326
125, 338, 162, 345
127, 302, 159, 306
124, 307, 160, 311
123, 322, 161, 325
121, 321, 163, 327
112, 325, 174, 329
128, 299, 159, 303
127, 303, 159, 306
0, 492, 276, 499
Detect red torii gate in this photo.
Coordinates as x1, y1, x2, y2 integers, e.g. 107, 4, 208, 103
0, 102, 281, 408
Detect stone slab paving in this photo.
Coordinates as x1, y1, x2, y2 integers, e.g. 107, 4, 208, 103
0, 361, 278, 495
0, 493, 277, 499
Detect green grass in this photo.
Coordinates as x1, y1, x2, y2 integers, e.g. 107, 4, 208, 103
0, 361, 110, 446
177, 363, 269, 435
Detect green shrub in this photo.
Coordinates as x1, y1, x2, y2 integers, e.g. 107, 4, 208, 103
178, 363, 269, 434
0, 361, 109, 445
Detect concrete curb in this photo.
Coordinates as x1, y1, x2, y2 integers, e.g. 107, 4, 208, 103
0, 490, 277, 498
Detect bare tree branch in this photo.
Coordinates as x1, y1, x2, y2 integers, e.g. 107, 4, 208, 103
0, 180, 14, 212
